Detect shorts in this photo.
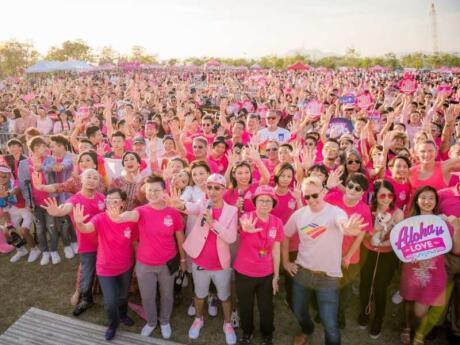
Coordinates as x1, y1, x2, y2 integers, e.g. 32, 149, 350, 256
192, 263, 232, 301
6, 206, 33, 230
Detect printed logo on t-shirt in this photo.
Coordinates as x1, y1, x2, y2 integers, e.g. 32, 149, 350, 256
399, 191, 407, 201
123, 228, 131, 239
97, 201, 105, 211
163, 215, 173, 227
244, 191, 252, 200
288, 199, 296, 210
268, 227, 277, 239
301, 223, 327, 240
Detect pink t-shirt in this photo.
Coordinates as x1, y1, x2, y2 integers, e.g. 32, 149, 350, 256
207, 155, 228, 175
234, 211, 284, 278
29, 158, 49, 205
271, 190, 299, 251
91, 213, 138, 276
135, 205, 184, 266
67, 192, 106, 253
387, 177, 411, 212
224, 184, 258, 214
325, 191, 373, 264
193, 207, 223, 270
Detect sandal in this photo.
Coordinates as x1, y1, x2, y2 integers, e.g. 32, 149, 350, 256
400, 327, 411, 345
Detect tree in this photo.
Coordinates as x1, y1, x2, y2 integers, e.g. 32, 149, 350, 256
97, 46, 118, 64
0, 40, 40, 77
45, 39, 93, 62
129, 46, 158, 64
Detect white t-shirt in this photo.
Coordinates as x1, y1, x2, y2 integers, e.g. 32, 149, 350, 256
36, 116, 53, 135
284, 203, 348, 277
257, 127, 291, 143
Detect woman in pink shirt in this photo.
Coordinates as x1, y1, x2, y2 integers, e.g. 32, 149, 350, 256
108, 174, 186, 340
234, 185, 284, 345
73, 188, 138, 341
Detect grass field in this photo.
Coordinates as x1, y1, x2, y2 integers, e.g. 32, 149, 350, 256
0, 250, 449, 345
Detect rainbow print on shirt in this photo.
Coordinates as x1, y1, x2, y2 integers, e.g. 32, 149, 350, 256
301, 223, 327, 239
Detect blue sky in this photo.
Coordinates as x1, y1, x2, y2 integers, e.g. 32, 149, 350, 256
1, 0, 459, 58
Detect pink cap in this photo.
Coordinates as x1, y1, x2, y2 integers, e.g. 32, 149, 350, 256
206, 174, 226, 187
253, 185, 278, 205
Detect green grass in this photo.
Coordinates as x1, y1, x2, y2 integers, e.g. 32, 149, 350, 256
0, 251, 449, 344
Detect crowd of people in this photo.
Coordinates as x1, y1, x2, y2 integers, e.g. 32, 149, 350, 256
0, 66, 460, 345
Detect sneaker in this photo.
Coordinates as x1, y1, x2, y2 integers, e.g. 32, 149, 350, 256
141, 323, 155, 337
208, 296, 218, 317
160, 323, 172, 339
188, 317, 204, 339
392, 290, 403, 304
120, 315, 134, 327
50, 251, 61, 264
71, 242, 78, 254
369, 320, 381, 339
238, 333, 253, 345
40, 252, 50, 265
27, 247, 40, 262
63, 246, 74, 259
223, 323, 237, 345
105, 327, 116, 341
72, 300, 94, 316
261, 335, 274, 345
10, 247, 28, 263
231, 309, 240, 328
358, 312, 369, 330
187, 300, 196, 317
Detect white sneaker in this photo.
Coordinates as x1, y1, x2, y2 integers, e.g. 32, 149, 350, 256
392, 290, 403, 304
40, 252, 50, 266
71, 242, 78, 254
188, 317, 204, 339
160, 323, 172, 339
187, 300, 196, 316
50, 251, 61, 264
207, 296, 218, 317
223, 322, 237, 345
230, 309, 240, 328
64, 246, 74, 259
27, 247, 41, 263
10, 247, 28, 263
141, 324, 155, 337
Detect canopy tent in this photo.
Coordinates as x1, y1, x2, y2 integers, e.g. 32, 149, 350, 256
26, 60, 94, 73
287, 61, 311, 71
95, 63, 115, 71
369, 65, 387, 72
250, 63, 262, 70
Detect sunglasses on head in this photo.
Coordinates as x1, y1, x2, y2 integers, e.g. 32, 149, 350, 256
346, 183, 363, 192
378, 193, 394, 200
207, 185, 223, 191
347, 159, 361, 165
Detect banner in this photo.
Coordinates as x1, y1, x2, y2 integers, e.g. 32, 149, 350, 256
326, 117, 354, 138
339, 94, 356, 104
355, 92, 374, 110
390, 215, 452, 263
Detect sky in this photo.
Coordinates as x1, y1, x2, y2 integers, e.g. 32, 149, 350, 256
1, 0, 459, 59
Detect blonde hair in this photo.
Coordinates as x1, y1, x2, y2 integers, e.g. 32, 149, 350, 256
302, 176, 323, 189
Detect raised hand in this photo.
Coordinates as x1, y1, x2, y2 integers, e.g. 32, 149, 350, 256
106, 204, 121, 221
73, 203, 89, 224
240, 213, 262, 233
301, 146, 316, 170
345, 213, 369, 235
326, 166, 344, 189
42, 197, 60, 216
32, 172, 44, 191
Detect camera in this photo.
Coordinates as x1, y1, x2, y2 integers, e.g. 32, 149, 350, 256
6, 225, 26, 248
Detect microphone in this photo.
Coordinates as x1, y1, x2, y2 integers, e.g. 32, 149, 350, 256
201, 200, 213, 226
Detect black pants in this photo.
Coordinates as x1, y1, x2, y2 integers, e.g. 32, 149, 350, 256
359, 247, 399, 328
98, 269, 132, 329
284, 251, 298, 310
235, 271, 274, 337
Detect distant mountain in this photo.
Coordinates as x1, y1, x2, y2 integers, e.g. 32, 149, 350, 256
284, 48, 339, 59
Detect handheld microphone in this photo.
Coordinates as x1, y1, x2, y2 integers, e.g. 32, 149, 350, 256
201, 200, 213, 226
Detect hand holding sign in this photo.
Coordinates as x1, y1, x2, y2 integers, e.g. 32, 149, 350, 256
399, 78, 418, 95
355, 92, 374, 110
305, 100, 323, 121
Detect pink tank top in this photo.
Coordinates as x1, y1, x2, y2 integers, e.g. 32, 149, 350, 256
409, 161, 449, 192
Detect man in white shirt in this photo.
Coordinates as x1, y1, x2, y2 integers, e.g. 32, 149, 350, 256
257, 110, 291, 143
35, 107, 54, 135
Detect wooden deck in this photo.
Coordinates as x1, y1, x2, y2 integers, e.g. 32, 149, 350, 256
0, 307, 184, 345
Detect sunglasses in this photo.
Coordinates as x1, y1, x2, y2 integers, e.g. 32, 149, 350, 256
206, 185, 223, 191
346, 183, 363, 192
347, 160, 361, 165
266, 117, 277, 120
202, 123, 212, 127
304, 192, 320, 200
193, 145, 205, 149
378, 193, 394, 200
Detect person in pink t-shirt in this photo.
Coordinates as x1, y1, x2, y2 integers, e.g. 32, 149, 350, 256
108, 174, 186, 340
73, 188, 138, 341
234, 185, 283, 345
43, 168, 105, 317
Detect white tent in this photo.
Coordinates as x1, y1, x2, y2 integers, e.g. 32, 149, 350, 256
26, 60, 94, 73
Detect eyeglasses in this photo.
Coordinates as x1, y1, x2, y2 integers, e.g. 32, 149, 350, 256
206, 185, 223, 191
257, 199, 274, 204
266, 147, 278, 152
378, 193, 394, 200
347, 160, 361, 165
202, 123, 212, 127
193, 145, 205, 149
346, 183, 363, 192
303, 191, 321, 200
266, 117, 277, 120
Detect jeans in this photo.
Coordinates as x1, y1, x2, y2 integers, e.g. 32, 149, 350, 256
235, 271, 274, 337
98, 269, 132, 329
33, 206, 58, 252
79, 252, 97, 302
291, 269, 340, 345
57, 215, 76, 246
